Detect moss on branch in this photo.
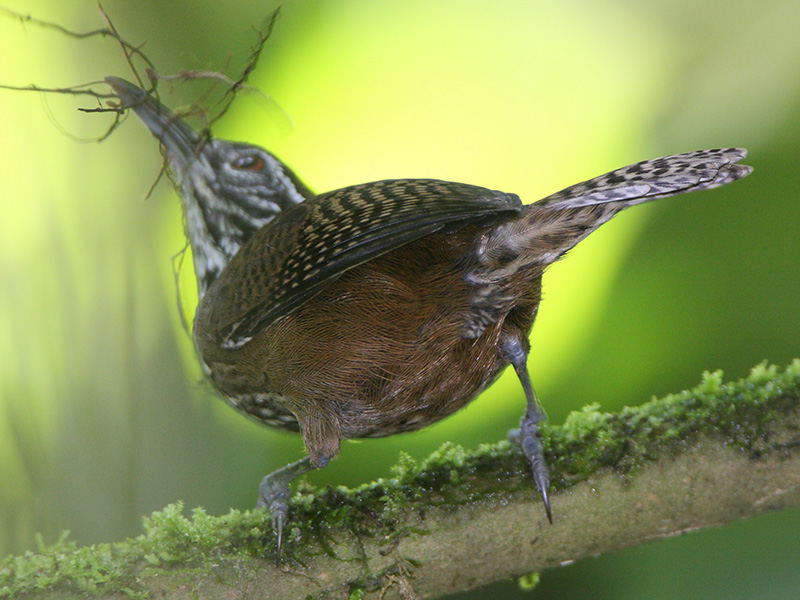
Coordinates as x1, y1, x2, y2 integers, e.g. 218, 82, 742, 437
2, 361, 799, 599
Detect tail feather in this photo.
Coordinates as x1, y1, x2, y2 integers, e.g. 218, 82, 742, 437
483, 148, 753, 268
538, 148, 752, 210
462, 148, 752, 338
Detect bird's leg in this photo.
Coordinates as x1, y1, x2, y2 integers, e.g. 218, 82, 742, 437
500, 335, 552, 523
257, 455, 317, 560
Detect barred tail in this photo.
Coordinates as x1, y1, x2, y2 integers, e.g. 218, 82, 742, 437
462, 149, 752, 337
537, 147, 752, 210
480, 148, 752, 269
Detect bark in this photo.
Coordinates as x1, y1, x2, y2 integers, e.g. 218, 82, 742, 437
2, 362, 799, 599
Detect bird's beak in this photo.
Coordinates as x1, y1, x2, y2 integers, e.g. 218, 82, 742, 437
105, 76, 201, 169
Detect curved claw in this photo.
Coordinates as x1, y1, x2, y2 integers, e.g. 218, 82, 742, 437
259, 475, 291, 561
525, 429, 553, 523
535, 466, 553, 524
256, 456, 317, 562
273, 509, 286, 565
512, 413, 553, 523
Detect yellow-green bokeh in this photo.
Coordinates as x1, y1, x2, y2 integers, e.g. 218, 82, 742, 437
1, 1, 799, 598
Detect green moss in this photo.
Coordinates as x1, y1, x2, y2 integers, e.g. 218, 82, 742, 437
0, 502, 283, 598
550, 360, 800, 479
348, 588, 366, 600
2, 360, 799, 599
517, 572, 541, 591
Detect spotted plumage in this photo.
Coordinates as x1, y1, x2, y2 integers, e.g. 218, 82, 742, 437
538, 148, 749, 208
107, 75, 752, 553
213, 179, 523, 348
462, 148, 752, 337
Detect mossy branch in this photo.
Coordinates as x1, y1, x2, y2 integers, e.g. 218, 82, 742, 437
2, 361, 800, 600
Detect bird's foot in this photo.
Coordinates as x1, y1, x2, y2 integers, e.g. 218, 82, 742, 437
509, 412, 552, 523
257, 473, 292, 562
255, 456, 316, 562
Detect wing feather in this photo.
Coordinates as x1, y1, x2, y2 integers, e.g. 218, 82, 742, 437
209, 179, 523, 347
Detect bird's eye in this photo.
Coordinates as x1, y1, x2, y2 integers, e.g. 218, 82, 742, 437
232, 155, 266, 171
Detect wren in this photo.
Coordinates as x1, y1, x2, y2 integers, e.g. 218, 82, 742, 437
106, 77, 752, 553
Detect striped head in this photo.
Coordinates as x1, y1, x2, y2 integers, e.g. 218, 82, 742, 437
106, 77, 312, 297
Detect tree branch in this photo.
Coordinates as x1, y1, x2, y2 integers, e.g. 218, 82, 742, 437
2, 361, 799, 599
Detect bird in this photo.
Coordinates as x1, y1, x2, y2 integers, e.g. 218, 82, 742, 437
106, 76, 752, 556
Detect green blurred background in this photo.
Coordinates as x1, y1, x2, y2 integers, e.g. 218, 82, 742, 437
1, 0, 799, 597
